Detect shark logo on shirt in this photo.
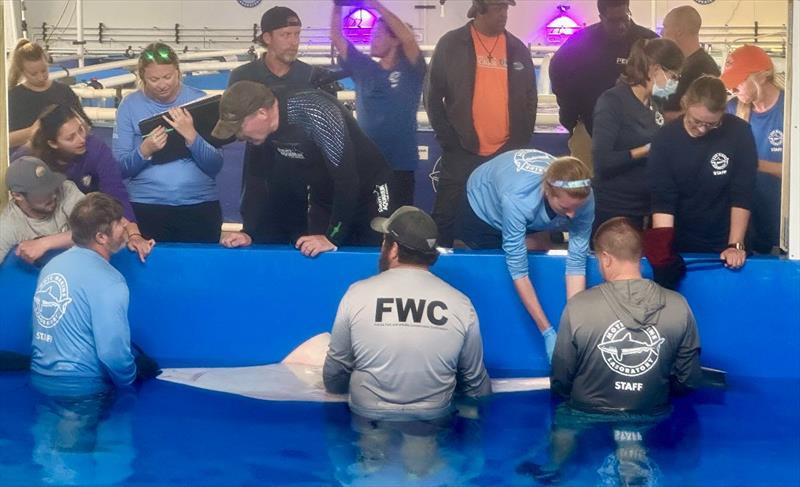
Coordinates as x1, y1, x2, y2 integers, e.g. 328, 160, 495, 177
597, 320, 664, 378
34, 273, 73, 329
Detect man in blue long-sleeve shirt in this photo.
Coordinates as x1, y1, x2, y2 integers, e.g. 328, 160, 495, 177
459, 149, 594, 361
31, 193, 137, 396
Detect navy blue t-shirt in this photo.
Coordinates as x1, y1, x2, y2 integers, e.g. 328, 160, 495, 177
727, 91, 784, 251
339, 44, 426, 171
647, 114, 757, 253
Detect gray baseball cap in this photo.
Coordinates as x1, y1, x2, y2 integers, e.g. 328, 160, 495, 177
371, 206, 439, 254
6, 156, 65, 196
211, 80, 276, 140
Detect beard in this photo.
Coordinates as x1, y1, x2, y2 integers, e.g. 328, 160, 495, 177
378, 245, 390, 273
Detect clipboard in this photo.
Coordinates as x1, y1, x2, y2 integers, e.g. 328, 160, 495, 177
137, 94, 229, 164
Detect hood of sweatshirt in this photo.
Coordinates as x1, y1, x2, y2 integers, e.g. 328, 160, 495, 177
599, 279, 666, 331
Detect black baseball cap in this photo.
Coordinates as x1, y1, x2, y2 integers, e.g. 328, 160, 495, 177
261, 6, 302, 35
467, 0, 516, 18
371, 206, 439, 254
6, 156, 65, 196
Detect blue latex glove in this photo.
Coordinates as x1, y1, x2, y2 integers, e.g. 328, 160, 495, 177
542, 327, 557, 364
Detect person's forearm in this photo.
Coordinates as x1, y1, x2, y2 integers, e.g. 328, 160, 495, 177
38, 231, 75, 252
371, 1, 415, 44
758, 160, 783, 178
126, 221, 142, 237
652, 213, 675, 228
565, 274, 585, 300
513, 275, 551, 332
728, 207, 751, 244
9, 127, 35, 148
330, 4, 349, 57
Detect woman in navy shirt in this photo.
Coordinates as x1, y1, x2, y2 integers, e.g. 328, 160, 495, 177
591, 38, 683, 232
647, 76, 757, 270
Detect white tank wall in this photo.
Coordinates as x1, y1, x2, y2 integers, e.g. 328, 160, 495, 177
15, 0, 789, 50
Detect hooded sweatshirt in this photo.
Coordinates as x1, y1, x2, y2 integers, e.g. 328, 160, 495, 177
551, 279, 702, 415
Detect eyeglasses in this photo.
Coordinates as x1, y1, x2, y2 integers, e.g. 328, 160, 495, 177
685, 113, 722, 131
661, 68, 681, 82
141, 47, 173, 62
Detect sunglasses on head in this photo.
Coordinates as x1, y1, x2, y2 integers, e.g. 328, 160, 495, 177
142, 47, 173, 62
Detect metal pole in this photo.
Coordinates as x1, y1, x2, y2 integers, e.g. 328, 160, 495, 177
787, 0, 799, 259
1, 2, 9, 208
76, 0, 85, 67
651, 0, 657, 32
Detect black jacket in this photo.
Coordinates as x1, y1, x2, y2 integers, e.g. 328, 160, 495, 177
425, 23, 537, 155
552, 279, 702, 415
549, 23, 657, 135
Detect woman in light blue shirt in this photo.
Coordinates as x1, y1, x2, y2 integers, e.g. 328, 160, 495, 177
459, 150, 594, 362
113, 42, 223, 243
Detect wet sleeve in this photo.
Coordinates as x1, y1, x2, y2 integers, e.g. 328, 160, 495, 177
566, 194, 594, 276
424, 39, 460, 150
323, 292, 354, 394
647, 130, 679, 215
500, 196, 530, 280
456, 307, 492, 398
671, 303, 703, 391
240, 143, 273, 239
592, 92, 638, 178
730, 124, 758, 210
298, 99, 360, 245
90, 279, 136, 387
112, 97, 150, 179
92, 139, 137, 222
550, 306, 578, 399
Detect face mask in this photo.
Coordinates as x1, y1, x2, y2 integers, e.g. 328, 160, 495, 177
652, 70, 679, 99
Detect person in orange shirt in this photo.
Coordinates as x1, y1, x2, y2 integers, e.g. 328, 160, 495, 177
426, 0, 537, 246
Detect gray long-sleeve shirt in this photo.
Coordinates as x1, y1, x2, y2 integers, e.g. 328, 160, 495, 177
551, 279, 702, 415
324, 267, 491, 420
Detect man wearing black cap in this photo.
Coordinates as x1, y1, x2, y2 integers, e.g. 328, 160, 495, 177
229, 6, 335, 245
323, 205, 491, 420
213, 81, 394, 257
425, 0, 537, 247
0, 156, 85, 264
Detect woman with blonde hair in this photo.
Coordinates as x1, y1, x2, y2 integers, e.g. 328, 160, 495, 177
459, 149, 594, 361
8, 39, 87, 149
112, 42, 223, 243
722, 45, 784, 254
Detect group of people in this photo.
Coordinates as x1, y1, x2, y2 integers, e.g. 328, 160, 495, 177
0, 0, 782, 480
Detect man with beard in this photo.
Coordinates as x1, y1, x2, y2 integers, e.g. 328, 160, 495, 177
30, 192, 139, 395
230, 6, 337, 244
323, 206, 491, 422
0, 156, 85, 264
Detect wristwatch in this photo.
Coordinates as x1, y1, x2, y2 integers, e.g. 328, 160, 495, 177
726, 242, 745, 251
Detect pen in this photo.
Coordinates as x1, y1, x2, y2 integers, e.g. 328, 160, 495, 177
142, 128, 175, 138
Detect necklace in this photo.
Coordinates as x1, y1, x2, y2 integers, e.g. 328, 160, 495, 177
473, 25, 501, 62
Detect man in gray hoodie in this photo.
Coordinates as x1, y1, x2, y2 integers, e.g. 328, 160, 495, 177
520, 217, 702, 484
551, 216, 702, 415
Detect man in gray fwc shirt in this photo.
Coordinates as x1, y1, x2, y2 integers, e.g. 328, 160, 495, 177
519, 217, 702, 484
323, 206, 492, 422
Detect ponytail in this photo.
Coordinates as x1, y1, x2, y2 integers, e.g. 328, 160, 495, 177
9, 39, 47, 88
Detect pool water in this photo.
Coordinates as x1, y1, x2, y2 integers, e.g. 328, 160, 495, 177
1, 373, 798, 486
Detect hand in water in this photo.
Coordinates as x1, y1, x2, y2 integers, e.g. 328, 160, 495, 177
543, 327, 557, 364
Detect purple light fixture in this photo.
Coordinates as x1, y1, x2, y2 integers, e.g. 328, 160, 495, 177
545, 5, 582, 44
343, 7, 377, 44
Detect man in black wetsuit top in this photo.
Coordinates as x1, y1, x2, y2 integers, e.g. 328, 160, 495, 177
213, 80, 393, 257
